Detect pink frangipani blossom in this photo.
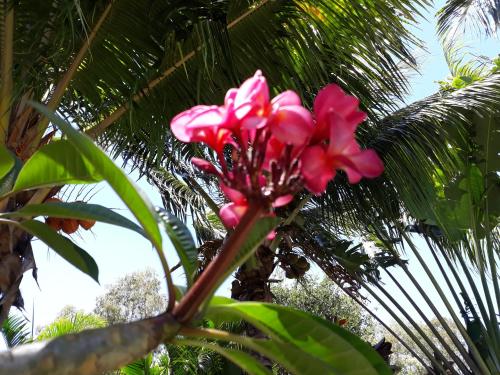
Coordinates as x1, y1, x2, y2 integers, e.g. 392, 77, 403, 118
170, 71, 384, 229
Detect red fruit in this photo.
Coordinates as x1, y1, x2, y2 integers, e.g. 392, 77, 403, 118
62, 219, 79, 234
45, 217, 63, 231
78, 219, 96, 230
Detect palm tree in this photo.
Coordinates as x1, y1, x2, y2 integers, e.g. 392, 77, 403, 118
135, 4, 500, 373
0, 0, 429, 325
0, 0, 497, 373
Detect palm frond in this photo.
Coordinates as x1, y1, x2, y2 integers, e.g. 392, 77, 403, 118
1, 314, 31, 348
313, 73, 500, 238
437, 0, 500, 40
77, 0, 427, 167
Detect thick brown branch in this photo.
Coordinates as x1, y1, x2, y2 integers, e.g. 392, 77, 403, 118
0, 313, 180, 375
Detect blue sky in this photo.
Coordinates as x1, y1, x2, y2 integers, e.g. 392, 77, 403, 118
15, 1, 500, 334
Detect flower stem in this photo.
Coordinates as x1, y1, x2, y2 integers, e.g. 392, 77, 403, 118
173, 204, 263, 323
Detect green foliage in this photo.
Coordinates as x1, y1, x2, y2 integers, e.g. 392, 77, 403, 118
387, 318, 464, 375
1, 315, 31, 348
19, 220, 99, 282
437, 0, 500, 39
271, 277, 376, 342
37, 309, 106, 341
206, 300, 391, 375
0, 145, 15, 180
94, 269, 166, 325
31, 104, 163, 252
12, 139, 102, 193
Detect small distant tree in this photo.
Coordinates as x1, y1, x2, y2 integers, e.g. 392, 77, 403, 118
94, 269, 166, 324
37, 308, 106, 341
271, 277, 376, 342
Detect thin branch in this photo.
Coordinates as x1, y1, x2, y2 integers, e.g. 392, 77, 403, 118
173, 204, 264, 323
85, 0, 271, 139
0, 1, 14, 144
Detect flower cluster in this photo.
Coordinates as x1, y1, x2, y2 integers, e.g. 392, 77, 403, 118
171, 71, 383, 228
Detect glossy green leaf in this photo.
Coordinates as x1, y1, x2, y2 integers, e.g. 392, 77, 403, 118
177, 340, 272, 375
3, 201, 145, 237
0, 146, 15, 180
157, 208, 197, 286
30, 103, 162, 251
12, 140, 102, 192
207, 302, 391, 375
19, 220, 98, 282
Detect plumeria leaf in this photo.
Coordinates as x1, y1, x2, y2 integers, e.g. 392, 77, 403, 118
206, 301, 391, 375
30, 103, 162, 251
3, 201, 145, 238
19, 220, 98, 282
177, 340, 272, 375
156, 208, 198, 287
12, 140, 102, 192
0, 146, 15, 180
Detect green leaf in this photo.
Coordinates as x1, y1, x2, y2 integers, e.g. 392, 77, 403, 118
12, 140, 102, 192
3, 201, 146, 238
157, 208, 197, 286
459, 165, 484, 204
0, 146, 15, 180
206, 302, 391, 375
19, 220, 99, 282
30, 103, 162, 251
178, 340, 272, 375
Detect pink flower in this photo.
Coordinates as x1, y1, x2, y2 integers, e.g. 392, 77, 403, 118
219, 182, 249, 228
269, 91, 313, 145
226, 70, 270, 128
171, 72, 385, 232
171, 105, 232, 153
301, 110, 384, 194
220, 202, 249, 228
311, 84, 367, 144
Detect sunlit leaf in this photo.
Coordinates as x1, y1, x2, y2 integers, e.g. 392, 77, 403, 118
12, 140, 102, 192
207, 301, 391, 375
30, 103, 162, 251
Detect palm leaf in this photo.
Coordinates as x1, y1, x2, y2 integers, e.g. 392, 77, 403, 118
1, 314, 31, 348
437, 0, 500, 39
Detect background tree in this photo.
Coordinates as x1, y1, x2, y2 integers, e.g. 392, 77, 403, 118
36, 308, 106, 341
387, 318, 465, 375
94, 269, 166, 324
271, 277, 376, 342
